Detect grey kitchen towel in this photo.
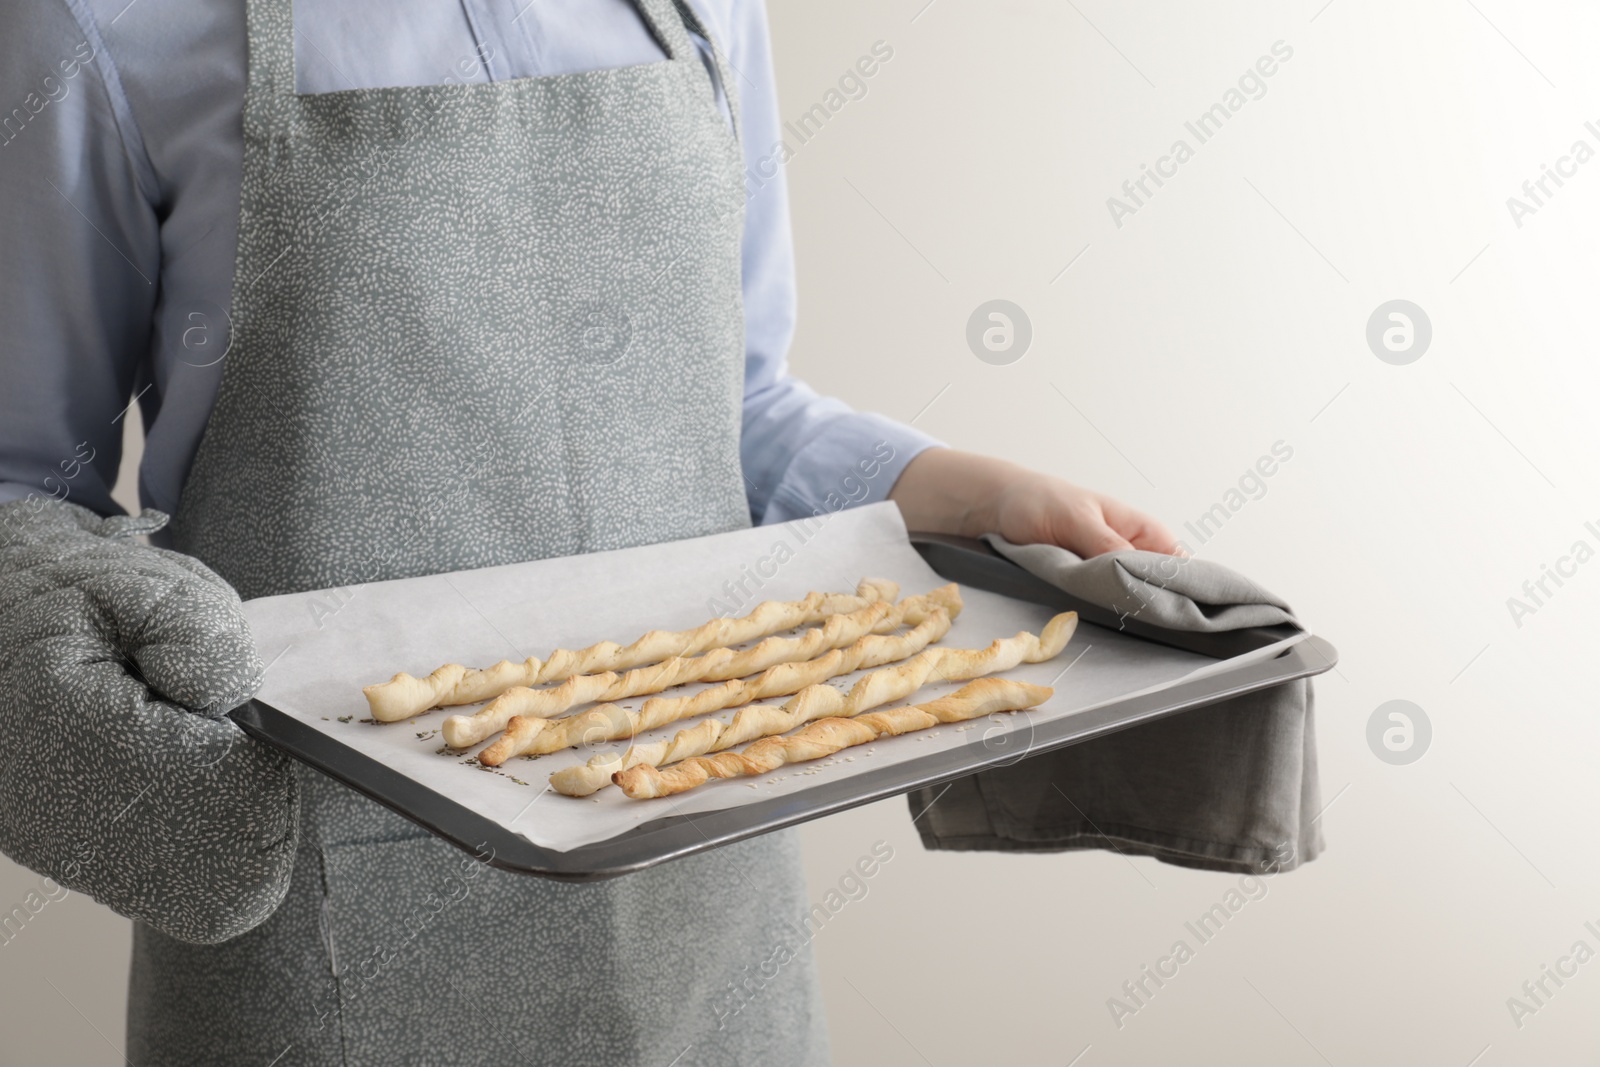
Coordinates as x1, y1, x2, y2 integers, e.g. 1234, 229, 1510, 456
909, 536, 1323, 874
983, 534, 1299, 632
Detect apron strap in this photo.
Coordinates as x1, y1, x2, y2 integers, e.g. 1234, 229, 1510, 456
672, 0, 744, 140
632, 0, 694, 63
638, 0, 743, 141
243, 0, 297, 102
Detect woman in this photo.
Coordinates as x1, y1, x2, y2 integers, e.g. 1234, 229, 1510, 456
0, 1, 1177, 1063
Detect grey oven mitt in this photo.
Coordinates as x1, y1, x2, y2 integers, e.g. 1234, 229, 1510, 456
909, 535, 1323, 874
0, 499, 299, 943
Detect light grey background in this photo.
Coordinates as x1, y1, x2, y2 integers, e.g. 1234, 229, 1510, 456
5, 1, 1599, 1063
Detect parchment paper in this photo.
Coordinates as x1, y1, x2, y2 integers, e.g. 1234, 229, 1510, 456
244, 503, 1306, 851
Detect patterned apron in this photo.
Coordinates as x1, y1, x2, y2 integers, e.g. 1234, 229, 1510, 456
143, 0, 829, 1062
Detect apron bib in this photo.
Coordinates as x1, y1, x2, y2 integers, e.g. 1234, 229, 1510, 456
170, 0, 750, 598
137, 2, 828, 1063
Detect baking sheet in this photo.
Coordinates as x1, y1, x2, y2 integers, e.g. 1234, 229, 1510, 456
244, 503, 1307, 852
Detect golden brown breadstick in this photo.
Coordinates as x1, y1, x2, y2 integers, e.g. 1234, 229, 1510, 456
613, 678, 1053, 799
549, 612, 1076, 796
363, 577, 900, 722
440, 585, 962, 749
477, 607, 956, 767
442, 601, 885, 749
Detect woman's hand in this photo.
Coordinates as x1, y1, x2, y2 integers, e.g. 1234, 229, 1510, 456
887, 447, 1182, 558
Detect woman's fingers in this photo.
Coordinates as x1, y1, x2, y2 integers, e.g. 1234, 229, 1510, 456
1066, 515, 1136, 557
1097, 496, 1181, 555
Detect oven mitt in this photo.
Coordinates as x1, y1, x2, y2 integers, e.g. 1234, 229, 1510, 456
909, 535, 1322, 874
0, 499, 299, 943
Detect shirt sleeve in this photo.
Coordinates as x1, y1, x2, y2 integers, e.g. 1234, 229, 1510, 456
716, 0, 944, 527
0, 1, 160, 519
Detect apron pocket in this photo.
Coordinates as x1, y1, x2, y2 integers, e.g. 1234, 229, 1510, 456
319, 833, 521, 1066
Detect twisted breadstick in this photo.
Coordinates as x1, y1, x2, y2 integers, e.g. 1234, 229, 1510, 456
363, 577, 900, 722
614, 678, 1053, 799
441, 585, 961, 748
477, 607, 956, 767
550, 612, 1076, 796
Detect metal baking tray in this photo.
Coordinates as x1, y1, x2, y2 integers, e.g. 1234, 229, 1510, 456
230, 534, 1336, 881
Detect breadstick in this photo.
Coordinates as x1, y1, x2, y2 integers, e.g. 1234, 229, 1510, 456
550, 612, 1076, 796
363, 577, 900, 722
477, 607, 955, 766
613, 678, 1053, 799
441, 585, 960, 748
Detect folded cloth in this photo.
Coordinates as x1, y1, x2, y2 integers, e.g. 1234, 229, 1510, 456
909, 535, 1323, 874
981, 534, 1299, 632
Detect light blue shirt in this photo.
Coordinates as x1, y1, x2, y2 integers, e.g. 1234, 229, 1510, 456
0, 0, 940, 530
